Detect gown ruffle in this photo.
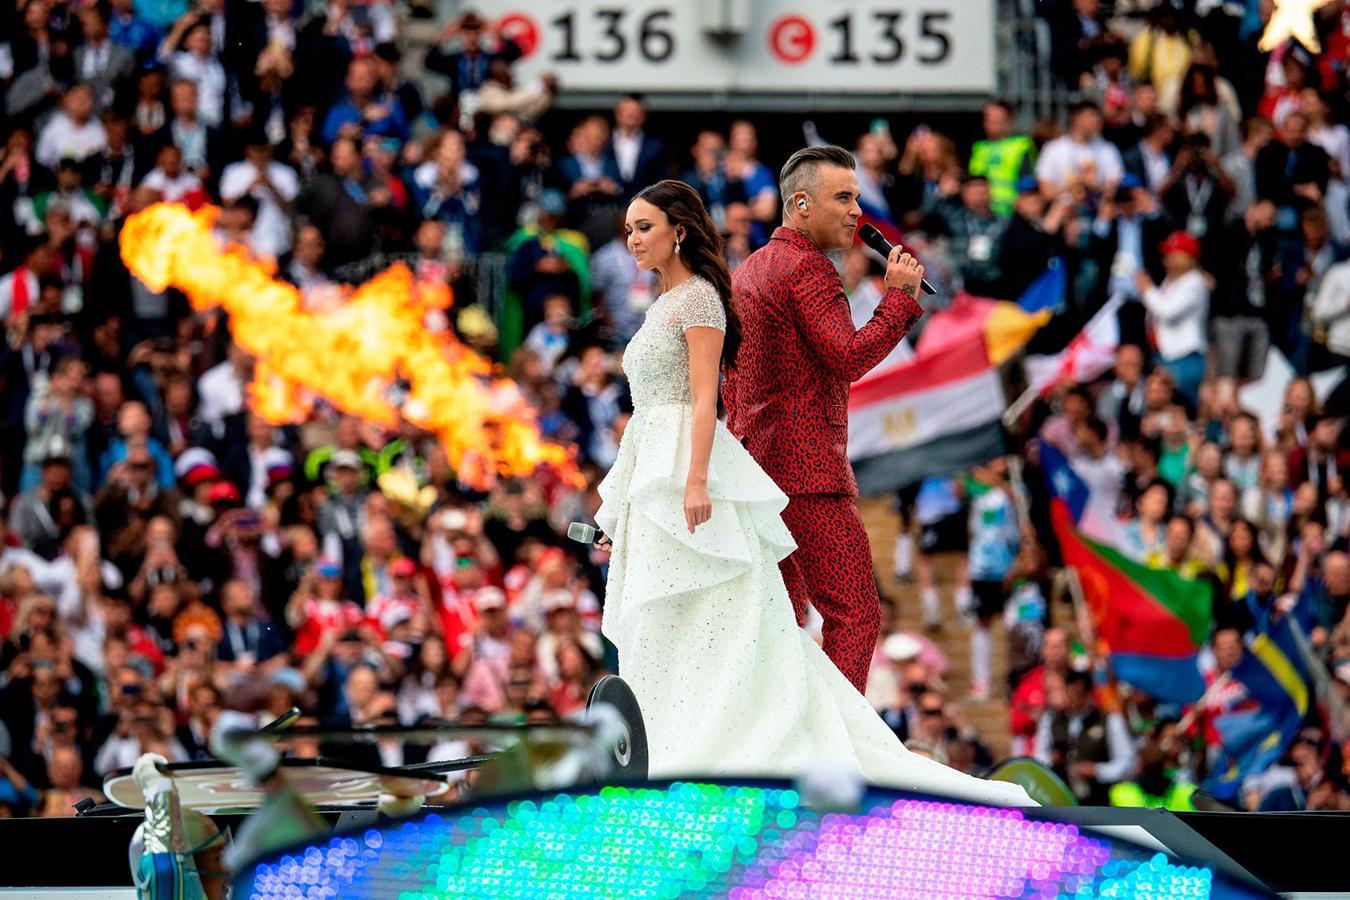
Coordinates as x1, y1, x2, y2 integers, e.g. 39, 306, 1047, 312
596, 403, 1034, 808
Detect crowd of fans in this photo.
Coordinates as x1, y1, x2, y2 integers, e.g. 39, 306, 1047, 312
2, 0, 1350, 820
863, 0, 1350, 813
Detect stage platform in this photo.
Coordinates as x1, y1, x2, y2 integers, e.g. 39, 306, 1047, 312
1, 781, 1346, 898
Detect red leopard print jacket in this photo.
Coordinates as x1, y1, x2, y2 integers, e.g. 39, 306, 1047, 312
723, 227, 923, 497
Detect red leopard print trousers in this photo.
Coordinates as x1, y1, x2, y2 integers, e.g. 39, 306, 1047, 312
778, 494, 880, 694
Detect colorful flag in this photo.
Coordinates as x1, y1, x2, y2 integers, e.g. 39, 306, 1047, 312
848, 297, 1047, 494
1051, 504, 1212, 703
1204, 613, 1312, 799
1024, 294, 1125, 394
849, 338, 1005, 494
1016, 258, 1067, 314
1039, 442, 1090, 524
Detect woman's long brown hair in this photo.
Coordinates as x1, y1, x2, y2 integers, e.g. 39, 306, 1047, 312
632, 179, 742, 369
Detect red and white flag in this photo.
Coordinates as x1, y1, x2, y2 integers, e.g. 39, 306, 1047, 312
1024, 295, 1125, 394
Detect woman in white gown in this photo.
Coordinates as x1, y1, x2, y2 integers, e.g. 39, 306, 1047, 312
595, 180, 1032, 807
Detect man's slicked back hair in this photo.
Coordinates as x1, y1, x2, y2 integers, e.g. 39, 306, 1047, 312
779, 145, 856, 213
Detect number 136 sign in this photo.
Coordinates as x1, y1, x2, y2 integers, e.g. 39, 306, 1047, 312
477, 0, 996, 94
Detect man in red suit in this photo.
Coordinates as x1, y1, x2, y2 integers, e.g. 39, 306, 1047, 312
724, 145, 925, 692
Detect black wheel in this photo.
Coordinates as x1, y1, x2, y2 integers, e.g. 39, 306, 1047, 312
585, 674, 649, 781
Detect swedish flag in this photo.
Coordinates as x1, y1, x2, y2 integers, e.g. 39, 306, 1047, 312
1204, 613, 1312, 800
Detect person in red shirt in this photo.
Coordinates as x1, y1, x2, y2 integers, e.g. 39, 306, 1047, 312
724, 144, 925, 691
285, 557, 364, 657
1010, 628, 1073, 757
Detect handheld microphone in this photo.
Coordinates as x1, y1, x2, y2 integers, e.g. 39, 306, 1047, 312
857, 224, 937, 295
567, 522, 602, 544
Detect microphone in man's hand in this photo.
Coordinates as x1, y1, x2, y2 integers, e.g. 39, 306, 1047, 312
857, 224, 937, 295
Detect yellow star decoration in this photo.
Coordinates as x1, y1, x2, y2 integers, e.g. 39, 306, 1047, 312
1260, 0, 1331, 53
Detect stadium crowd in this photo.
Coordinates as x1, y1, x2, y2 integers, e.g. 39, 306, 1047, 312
0, 0, 1349, 819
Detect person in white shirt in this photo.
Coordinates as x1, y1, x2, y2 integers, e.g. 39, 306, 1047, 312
163, 21, 227, 126
1069, 416, 1125, 546
218, 131, 300, 259
1312, 256, 1350, 365
1035, 100, 1125, 196
1136, 230, 1209, 403
35, 84, 108, 169
139, 143, 204, 204
196, 343, 250, 438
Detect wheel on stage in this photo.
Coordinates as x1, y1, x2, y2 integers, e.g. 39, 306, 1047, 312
586, 674, 649, 781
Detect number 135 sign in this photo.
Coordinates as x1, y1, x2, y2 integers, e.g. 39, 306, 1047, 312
478, 0, 996, 95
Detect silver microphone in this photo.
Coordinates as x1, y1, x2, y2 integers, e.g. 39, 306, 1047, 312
567, 522, 600, 544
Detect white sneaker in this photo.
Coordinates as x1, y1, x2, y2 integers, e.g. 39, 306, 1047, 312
921, 587, 941, 630
954, 585, 975, 624
894, 533, 914, 581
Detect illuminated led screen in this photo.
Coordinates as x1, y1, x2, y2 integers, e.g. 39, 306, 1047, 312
236, 781, 1269, 898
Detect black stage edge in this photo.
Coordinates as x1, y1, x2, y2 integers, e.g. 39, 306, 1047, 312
1, 807, 1347, 893
1177, 810, 1350, 895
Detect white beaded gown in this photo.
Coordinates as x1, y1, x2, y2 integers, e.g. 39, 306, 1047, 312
595, 275, 1033, 807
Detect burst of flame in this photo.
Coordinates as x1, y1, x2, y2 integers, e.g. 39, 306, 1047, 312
119, 202, 578, 488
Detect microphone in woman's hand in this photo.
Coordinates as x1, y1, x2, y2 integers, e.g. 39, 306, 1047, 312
567, 522, 603, 545
857, 224, 937, 295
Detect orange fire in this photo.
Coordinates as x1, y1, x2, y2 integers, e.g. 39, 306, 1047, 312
119, 203, 577, 488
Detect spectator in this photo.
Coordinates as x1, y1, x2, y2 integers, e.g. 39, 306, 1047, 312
1136, 230, 1209, 402
286, 558, 364, 660
1048, 0, 1107, 88
606, 93, 665, 199
590, 214, 654, 342
1223, 116, 1275, 219
682, 130, 730, 227
160, 19, 226, 128
1121, 113, 1175, 195
561, 345, 628, 468
998, 175, 1072, 300
524, 294, 574, 376
424, 12, 521, 108
1035, 669, 1137, 805
725, 120, 778, 242
476, 59, 555, 124
107, 0, 161, 63
1096, 344, 1147, 438
282, 223, 333, 298
35, 84, 107, 170
38, 744, 104, 816
160, 78, 221, 184
925, 173, 1007, 297
21, 358, 93, 492
292, 136, 378, 269
1127, 4, 1193, 89
504, 188, 587, 349
218, 128, 299, 259
1159, 134, 1231, 260
10, 437, 95, 559
320, 56, 407, 147
1256, 112, 1330, 217
1167, 60, 1242, 160
1036, 100, 1124, 198
1009, 628, 1071, 757
969, 100, 1035, 218
411, 129, 481, 258
965, 458, 1020, 701
556, 114, 622, 252
74, 3, 135, 114
139, 143, 204, 206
